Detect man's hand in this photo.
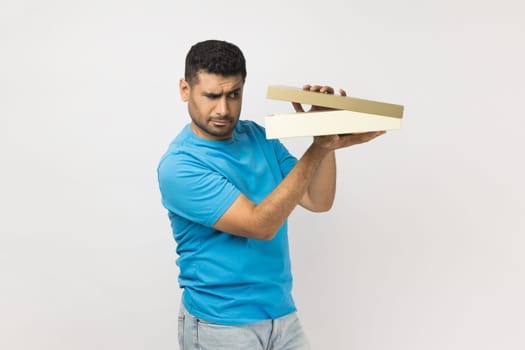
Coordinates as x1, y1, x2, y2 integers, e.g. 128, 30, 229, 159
292, 83, 386, 150
291, 84, 344, 112
213, 83, 386, 239
313, 131, 385, 150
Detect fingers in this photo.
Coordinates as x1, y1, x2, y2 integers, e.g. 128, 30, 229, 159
298, 83, 348, 113
304, 84, 334, 94
319, 86, 334, 94
292, 102, 305, 112
314, 131, 386, 150
303, 84, 346, 96
340, 131, 386, 146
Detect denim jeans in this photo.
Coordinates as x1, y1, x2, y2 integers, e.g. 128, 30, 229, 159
178, 303, 311, 350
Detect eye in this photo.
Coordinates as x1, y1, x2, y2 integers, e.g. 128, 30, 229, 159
228, 91, 240, 99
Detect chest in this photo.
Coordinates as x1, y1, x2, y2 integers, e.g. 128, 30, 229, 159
204, 143, 282, 203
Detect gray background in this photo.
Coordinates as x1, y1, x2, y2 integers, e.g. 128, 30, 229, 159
2, 0, 524, 349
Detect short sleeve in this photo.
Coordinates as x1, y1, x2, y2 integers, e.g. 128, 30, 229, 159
271, 140, 297, 178
158, 153, 241, 227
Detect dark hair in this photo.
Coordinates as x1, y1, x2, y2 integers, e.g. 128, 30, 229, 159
184, 40, 247, 85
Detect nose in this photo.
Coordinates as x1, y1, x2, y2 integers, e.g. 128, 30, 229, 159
215, 96, 229, 116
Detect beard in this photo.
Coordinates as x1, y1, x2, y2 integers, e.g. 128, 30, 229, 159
191, 115, 237, 139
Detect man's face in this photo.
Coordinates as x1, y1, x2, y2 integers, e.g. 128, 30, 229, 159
180, 71, 244, 141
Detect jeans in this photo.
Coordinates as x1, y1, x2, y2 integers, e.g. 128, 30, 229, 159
178, 303, 311, 350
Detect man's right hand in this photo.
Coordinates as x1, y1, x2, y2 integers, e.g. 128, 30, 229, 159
313, 131, 386, 151
292, 83, 386, 150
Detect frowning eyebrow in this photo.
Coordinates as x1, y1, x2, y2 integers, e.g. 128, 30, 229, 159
202, 92, 222, 98
202, 87, 242, 98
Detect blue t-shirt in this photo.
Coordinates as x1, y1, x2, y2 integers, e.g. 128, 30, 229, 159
157, 120, 298, 325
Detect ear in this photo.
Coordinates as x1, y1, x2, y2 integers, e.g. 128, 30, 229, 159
179, 78, 190, 102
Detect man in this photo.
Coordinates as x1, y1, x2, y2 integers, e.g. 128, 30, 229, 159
157, 40, 384, 350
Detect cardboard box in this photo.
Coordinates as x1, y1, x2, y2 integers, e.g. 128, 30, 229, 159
265, 110, 402, 139
265, 85, 404, 139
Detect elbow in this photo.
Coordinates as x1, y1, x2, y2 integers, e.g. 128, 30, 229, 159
247, 219, 281, 240
224, 220, 278, 240
310, 198, 334, 212
257, 233, 276, 241
310, 204, 332, 213
248, 208, 285, 240
320, 200, 334, 212
251, 227, 278, 241
304, 189, 335, 213
318, 205, 333, 213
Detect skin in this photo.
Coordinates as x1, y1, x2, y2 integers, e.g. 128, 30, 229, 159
180, 72, 385, 240
179, 72, 244, 141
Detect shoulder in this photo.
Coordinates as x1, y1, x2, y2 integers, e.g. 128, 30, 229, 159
157, 125, 200, 174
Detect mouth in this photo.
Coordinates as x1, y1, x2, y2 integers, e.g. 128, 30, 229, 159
210, 118, 232, 127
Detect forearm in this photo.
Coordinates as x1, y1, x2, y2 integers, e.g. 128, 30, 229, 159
213, 131, 384, 240
303, 150, 336, 211
252, 143, 331, 236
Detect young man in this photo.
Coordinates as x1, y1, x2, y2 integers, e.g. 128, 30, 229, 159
157, 40, 384, 350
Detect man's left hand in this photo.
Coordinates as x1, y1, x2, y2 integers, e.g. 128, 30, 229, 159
291, 84, 346, 112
